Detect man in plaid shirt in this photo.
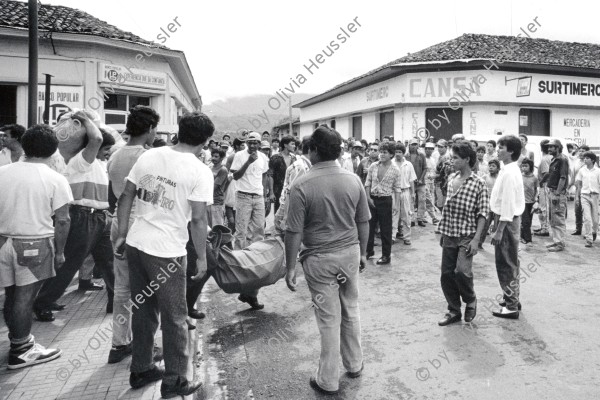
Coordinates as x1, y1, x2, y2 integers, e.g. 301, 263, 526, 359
437, 141, 489, 326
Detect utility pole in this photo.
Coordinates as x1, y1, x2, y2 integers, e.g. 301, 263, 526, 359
28, 0, 38, 126
43, 74, 53, 124
288, 96, 293, 137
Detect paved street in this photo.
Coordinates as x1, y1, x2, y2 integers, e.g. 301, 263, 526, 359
0, 203, 598, 400
199, 203, 600, 400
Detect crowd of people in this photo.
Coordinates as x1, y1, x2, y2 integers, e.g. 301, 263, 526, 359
1, 106, 599, 396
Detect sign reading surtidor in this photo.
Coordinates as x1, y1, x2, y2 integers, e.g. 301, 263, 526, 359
99, 63, 167, 90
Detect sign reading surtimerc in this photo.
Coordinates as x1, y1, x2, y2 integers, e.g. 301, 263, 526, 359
99, 63, 167, 90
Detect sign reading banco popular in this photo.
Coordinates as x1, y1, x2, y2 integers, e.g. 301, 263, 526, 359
37, 85, 84, 126
99, 63, 167, 90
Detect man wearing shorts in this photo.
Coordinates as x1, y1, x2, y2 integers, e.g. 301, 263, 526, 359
0, 125, 72, 369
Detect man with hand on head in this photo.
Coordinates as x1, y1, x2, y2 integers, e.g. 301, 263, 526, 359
230, 131, 270, 310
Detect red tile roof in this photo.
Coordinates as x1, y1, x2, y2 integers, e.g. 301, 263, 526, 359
0, 0, 162, 48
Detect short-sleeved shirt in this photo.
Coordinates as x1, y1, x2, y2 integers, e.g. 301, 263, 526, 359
0, 162, 73, 238
64, 150, 109, 209
522, 173, 539, 203
439, 172, 489, 237
576, 165, 600, 194
393, 159, 417, 189
286, 161, 370, 259
230, 150, 269, 194
538, 154, 552, 184
126, 147, 214, 258
212, 165, 229, 205
546, 154, 570, 191
365, 162, 402, 196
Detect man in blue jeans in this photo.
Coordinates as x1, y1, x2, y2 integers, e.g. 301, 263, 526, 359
285, 125, 370, 395
114, 111, 214, 398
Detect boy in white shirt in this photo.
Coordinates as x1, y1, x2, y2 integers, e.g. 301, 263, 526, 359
575, 151, 600, 247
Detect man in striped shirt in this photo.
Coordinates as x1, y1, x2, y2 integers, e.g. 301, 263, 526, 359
35, 112, 115, 321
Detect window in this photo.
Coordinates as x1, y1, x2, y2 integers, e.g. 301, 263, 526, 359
519, 108, 550, 136
425, 108, 462, 140
379, 111, 394, 140
104, 93, 151, 125
330, 119, 336, 129
0, 85, 17, 126
352, 116, 362, 140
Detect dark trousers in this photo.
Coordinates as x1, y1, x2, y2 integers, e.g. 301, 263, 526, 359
4, 281, 43, 342
126, 245, 188, 385
35, 207, 114, 310
494, 215, 520, 311
521, 203, 534, 243
367, 196, 393, 258
480, 211, 495, 244
575, 194, 583, 230
185, 233, 210, 313
225, 206, 236, 234
440, 234, 476, 315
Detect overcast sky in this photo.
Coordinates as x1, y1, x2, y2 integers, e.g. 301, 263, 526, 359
45, 0, 600, 104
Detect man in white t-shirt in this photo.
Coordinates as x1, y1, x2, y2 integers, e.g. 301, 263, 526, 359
114, 111, 213, 398
230, 131, 269, 310
34, 114, 116, 322
106, 105, 160, 364
0, 124, 72, 369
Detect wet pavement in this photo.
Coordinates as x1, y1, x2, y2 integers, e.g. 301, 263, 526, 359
198, 204, 600, 400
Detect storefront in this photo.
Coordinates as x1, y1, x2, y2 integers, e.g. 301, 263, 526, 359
295, 34, 600, 149
0, 1, 201, 133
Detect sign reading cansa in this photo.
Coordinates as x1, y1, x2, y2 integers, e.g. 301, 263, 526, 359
99, 63, 167, 90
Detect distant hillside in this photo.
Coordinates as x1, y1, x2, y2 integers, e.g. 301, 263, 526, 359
204, 94, 314, 135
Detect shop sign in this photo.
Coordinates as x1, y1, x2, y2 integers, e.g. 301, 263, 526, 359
99, 63, 167, 90
37, 85, 84, 125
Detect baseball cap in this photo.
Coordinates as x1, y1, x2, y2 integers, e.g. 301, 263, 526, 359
437, 139, 448, 147
260, 140, 270, 149
409, 138, 419, 145
247, 132, 261, 142
352, 142, 364, 149
425, 142, 435, 149
220, 141, 230, 148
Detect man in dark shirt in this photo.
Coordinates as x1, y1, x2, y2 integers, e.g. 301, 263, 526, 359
408, 138, 427, 226
285, 125, 370, 395
209, 149, 229, 227
268, 135, 296, 213
356, 142, 379, 184
542, 139, 570, 251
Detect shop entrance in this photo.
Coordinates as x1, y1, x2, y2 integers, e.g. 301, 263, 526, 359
519, 108, 550, 136
0, 85, 17, 126
425, 107, 462, 141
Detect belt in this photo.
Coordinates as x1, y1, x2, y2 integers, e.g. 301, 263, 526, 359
71, 204, 108, 214
237, 191, 262, 197
371, 194, 392, 199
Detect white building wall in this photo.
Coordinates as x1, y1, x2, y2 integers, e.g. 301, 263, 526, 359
336, 116, 351, 138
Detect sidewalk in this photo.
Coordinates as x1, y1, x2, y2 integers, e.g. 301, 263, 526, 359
0, 280, 200, 400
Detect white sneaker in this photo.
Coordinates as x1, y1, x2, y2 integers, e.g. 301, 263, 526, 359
8, 342, 62, 370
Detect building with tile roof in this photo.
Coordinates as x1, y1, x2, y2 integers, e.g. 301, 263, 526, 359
0, 0, 201, 133
295, 30, 600, 148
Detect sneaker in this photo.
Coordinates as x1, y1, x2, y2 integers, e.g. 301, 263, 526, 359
545, 242, 559, 248
534, 231, 550, 237
161, 377, 202, 398
8, 341, 62, 370
548, 245, 564, 252
585, 240, 593, 248
432, 218, 440, 224
130, 365, 165, 389
108, 343, 132, 364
